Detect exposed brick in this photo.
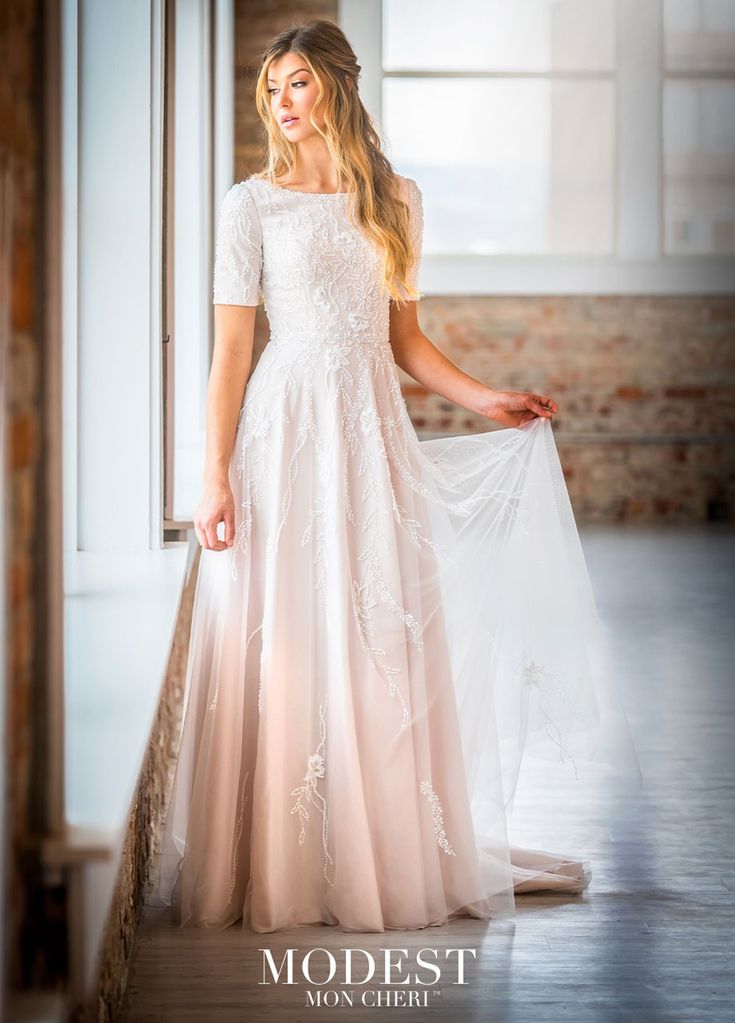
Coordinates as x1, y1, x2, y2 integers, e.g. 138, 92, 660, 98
8, 555, 30, 608
9, 600, 32, 682
3, 0, 47, 990
9, 410, 38, 470
11, 235, 34, 332
664, 386, 707, 400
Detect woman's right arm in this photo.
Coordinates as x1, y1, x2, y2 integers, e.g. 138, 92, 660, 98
193, 304, 256, 552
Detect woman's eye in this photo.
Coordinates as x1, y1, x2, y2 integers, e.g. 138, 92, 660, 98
268, 81, 305, 94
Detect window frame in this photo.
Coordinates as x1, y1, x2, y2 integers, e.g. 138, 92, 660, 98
338, 0, 735, 295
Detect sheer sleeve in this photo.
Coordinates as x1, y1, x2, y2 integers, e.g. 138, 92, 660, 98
395, 175, 424, 302
212, 181, 263, 306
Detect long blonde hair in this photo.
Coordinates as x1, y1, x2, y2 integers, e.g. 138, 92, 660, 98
251, 19, 420, 303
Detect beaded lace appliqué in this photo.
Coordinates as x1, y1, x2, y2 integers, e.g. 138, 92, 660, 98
522, 658, 584, 780
419, 779, 457, 856
289, 698, 334, 885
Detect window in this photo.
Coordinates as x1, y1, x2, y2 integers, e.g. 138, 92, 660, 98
663, 0, 735, 254
164, 0, 235, 530
339, 0, 735, 293
382, 0, 617, 257
62, 0, 234, 541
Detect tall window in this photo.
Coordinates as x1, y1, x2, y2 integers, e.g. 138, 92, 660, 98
663, 0, 735, 254
382, 0, 617, 256
164, 0, 234, 531
340, 0, 735, 292
61, 0, 233, 546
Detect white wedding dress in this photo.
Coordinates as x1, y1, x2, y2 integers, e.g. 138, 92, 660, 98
149, 173, 641, 933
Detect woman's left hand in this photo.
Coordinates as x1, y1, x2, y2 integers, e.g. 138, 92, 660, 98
479, 389, 559, 428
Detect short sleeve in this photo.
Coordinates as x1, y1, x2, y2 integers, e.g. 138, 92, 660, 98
395, 175, 424, 302
212, 181, 263, 306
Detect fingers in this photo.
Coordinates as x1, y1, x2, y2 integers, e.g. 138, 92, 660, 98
539, 395, 558, 412
524, 399, 550, 419
527, 394, 558, 418
207, 518, 229, 551
193, 486, 236, 551
194, 515, 231, 551
224, 507, 235, 547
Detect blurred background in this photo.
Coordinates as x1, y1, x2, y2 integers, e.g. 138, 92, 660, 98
1, 1, 733, 1020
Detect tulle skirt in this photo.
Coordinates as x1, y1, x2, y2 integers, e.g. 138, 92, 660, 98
148, 335, 641, 932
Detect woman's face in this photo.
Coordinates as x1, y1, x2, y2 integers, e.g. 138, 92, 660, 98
267, 52, 323, 142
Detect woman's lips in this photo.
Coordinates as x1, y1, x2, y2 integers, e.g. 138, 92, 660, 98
282, 117, 299, 126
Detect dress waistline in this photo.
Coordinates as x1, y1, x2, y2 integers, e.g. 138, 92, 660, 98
268, 331, 392, 351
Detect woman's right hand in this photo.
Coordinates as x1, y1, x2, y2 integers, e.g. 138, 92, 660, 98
193, 476, 235, 551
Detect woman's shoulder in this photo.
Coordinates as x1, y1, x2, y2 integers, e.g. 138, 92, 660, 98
393, 174, 422, 217
394, 172, 421, 200
220, 176, 268, 209
215, 178, 265, 240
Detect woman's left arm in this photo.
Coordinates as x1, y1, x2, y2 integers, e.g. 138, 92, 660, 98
388, 299, 558, 428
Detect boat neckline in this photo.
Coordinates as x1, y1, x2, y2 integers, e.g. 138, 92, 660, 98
255, 177, 351, 197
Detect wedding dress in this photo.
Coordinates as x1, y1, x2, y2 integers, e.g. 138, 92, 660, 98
149, 173, 641, 933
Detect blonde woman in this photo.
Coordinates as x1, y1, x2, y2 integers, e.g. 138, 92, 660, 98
151, 19, 639, 933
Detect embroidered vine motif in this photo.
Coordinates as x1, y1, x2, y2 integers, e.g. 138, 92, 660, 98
300, 498, 328, 592
289, 698, 335, 885
208, 623, 263, 712
419, 779, 457, 856
351, 578, 408, 728
358, 547, 424, 650
522, 659, 584, 780
226, 769, 250, 902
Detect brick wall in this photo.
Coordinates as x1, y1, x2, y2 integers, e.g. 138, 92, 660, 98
404, 296, 735, 522
1, 0, 52, 995
234, 1, 734, 522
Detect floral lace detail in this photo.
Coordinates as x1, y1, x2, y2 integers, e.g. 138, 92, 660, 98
419, 780, 456, 856
522, 659, 585, 780
351, 578, 409, 728
289, 698, 334, 885
209, 623, 263, 712
212, 181, 264, 306
226, 770, 250, 902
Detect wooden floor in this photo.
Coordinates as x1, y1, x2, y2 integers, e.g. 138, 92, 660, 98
121, 524, 735, 1022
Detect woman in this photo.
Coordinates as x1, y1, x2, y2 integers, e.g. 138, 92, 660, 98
150, 19, 640, 933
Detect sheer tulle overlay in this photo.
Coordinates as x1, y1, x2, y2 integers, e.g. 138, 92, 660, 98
148, 175, 641, 933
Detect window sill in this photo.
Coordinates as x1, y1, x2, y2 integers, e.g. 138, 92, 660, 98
63, 545, 190, 834
419, 253, 735, 295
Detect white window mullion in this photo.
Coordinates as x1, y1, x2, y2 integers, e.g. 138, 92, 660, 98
616, 0, 663, 261
149, 0, 165, 549
213, 0, 235, 220
339, 0, 383, 126
62, 0, 79, 553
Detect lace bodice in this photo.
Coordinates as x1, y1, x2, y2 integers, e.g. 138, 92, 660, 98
212, 175, 424, 345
